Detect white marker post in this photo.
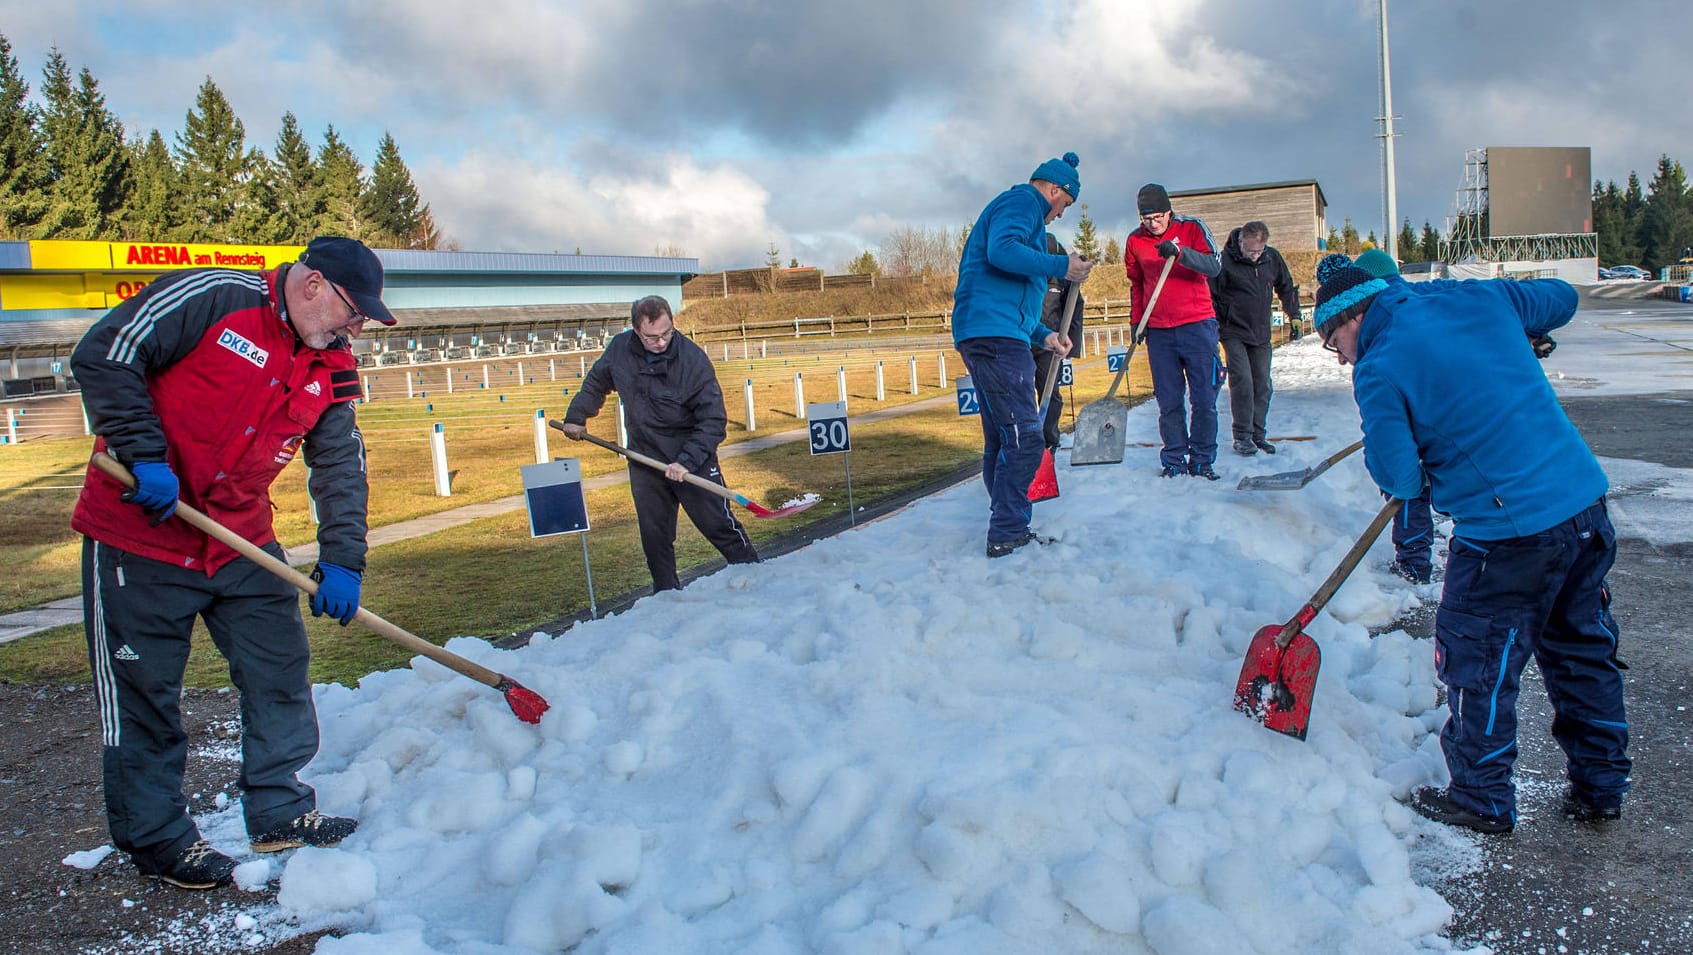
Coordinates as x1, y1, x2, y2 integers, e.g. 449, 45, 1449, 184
909, 356, 918, 395
793, 373, 805, 419
429, 423, 451, 497
521, 457, 597, 619
533, 409, 549, 463
406, 375, 414, 399
875, 361, 885, 401
617, 401, 629, 446
937, 353, 947, 387
808, 400, 853, 524
447, 368, 454, 394
482, 365, 491, 390
743, 379, 756, 432
837, 365, 848, 404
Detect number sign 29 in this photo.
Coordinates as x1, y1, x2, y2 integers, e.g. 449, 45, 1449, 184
807, 401, 850, 455
955, 375, 979, 416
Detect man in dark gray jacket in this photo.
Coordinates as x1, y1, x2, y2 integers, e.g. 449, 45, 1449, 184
561, 296, 758, 591
1209, 221, 1301, 456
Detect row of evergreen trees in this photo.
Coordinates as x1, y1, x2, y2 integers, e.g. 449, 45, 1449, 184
0, 34, 440, 249
1591, 156, 1693, 271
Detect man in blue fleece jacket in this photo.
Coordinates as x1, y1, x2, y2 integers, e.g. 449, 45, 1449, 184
953, 152, 1093, 557
1313, 265, 1629, 834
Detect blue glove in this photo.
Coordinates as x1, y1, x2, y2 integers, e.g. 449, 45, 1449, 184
122, 461, 179, 526
310, 562, 362, 626
1156, 239, 1179, 259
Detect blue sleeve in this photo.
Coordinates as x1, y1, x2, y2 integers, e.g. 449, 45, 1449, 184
1354, 365, 1426, 499
1494, 279, 1577, 336
984, 195, 1069, 279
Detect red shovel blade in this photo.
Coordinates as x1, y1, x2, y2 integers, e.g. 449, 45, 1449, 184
1027, 448, 1059, 503
495, 676, 551, 724
744, 496, 821, 519
1233, 623, 1322, 741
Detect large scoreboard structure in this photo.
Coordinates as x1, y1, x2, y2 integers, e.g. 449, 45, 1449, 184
1441, 146, 1597, 281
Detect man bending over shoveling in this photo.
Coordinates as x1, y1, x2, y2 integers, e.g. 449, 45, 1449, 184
560, 295, 759, 591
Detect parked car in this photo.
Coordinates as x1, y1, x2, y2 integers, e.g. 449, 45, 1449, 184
1603, 265, 1652, 281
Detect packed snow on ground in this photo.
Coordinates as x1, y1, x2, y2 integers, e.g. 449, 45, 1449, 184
90, 310, 1693, 954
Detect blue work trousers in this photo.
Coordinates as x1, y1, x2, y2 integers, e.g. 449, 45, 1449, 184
1434, 499, 1630, 821
958, 337, 1043, 544
1146, 319, 1220, 470
1393, 484, 1435, 575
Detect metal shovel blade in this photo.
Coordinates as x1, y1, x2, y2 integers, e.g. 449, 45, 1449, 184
1236, 467, 1319, 491
1069, 399, 1127, 466
1233, 622, 1321, 741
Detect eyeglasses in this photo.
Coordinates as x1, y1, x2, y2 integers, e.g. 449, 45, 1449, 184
1321, 335, 1339, 354
636, 327, 674, 346
1139, 211, 1170, 223
326, 280, 368, 326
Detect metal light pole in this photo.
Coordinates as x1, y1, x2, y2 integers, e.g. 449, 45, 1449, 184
1377, 0, 1399, 260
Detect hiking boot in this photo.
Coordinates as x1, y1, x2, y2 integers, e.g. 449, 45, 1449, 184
145, 839, 236, 890
1253, 438, 1277, 455
1561, 786, 1623, 822
1389, 560, 1433, 585
1191, 463, 1221, 481
1160, 464, 1185, 479
1409, 786, 1514, 834
1232, 439, 1258, 456
986, 531, 1038, 558
250, 810, 358, 853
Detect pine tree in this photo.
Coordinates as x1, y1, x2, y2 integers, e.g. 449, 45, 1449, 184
1593, 180, 1630, 266
764, 243, 781, 268
313, 125, 366, 238
1396, 218, 1420, 263
173, 77, 249, 241
1071, 204, 1101, 260
1341, 217, 1361, 255
1638, 155, 1692, 272
273, 112, 319, 243
37, 51, 129, 239
1102, 235, 1120, 265
1419, 220, 1441, 262
847, 250, 879, 275
122, 129, 182, 239
361, 131, 434, 248
0, 33, 47, 239
1324, 226, 1341, 252
233, 149, 293, 244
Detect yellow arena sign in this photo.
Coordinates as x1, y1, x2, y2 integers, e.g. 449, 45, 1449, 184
26, 240, 306, 273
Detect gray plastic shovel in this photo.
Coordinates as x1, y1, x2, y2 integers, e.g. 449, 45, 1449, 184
1069, 256, 1175, 467
1236, 440, 1363, 491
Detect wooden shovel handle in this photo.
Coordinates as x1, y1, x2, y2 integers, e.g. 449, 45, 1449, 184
1102, 255, 1177, 403
1036, 282, 1081, 414
89, 451, 508, 690
547, 421, 741, 506
1278, 496, 1404, 647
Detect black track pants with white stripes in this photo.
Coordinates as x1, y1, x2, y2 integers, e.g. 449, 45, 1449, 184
82, 539, 318, 872
629, 458, 759, 592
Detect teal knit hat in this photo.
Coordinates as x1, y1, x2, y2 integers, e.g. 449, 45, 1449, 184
1031, 152, 1081, 200
1354, 249, 1401, 278
1314, 266, 1387, 339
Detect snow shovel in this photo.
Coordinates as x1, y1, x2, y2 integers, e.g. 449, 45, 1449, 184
1233, 497, 1402, 740
1236, 440, 1364, 491
548, 421, 819, 518
1069, 255, 1175, 466
90, 452, 552, 724
1028, 283, 1080, 503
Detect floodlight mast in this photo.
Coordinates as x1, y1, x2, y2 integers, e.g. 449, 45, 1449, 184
1378, 0, 1399, 261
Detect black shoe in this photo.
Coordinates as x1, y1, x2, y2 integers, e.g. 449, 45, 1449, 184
1389, 560, 1433, 585
144, 839, 237, 890
1409, 786, 1513, 834
1253, 438, 1277, 455
1232, 439, 1258, 456
1561, 786, 1623, 822
251, 810, 359, 853
1160, 464, 1185, 479
986, 531, 1046, 558
1191, 463, 1220, 481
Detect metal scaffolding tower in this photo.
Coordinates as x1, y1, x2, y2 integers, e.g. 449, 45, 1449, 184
1440, 148, 1596, 263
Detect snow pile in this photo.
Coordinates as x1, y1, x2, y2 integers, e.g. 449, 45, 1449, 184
240, 338, 1478, 954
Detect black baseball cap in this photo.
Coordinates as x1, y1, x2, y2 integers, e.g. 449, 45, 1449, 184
298, 236, 397, 325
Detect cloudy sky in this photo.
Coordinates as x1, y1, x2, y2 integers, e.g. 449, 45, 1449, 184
4, 0, 1688, 270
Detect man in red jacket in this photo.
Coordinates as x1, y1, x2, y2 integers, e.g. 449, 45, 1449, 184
1123, 183, 1224, 479
71, 237, 391, 889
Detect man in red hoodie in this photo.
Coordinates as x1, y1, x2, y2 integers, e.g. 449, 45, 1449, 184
1123, 183, 1224, 479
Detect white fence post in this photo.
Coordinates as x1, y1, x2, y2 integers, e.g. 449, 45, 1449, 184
937, 353, 947, 388
517, 361, 525, 384
533, 410, 549, 463
362, 375, 371, 402
793, 373, 805, 418
909, 356, 919, 394
744, 379, 756, 432
580, 356, 588, 377
430, 423, 451, 496
549, 359, 557, 381
406, 374, 414, 399
447, 368, 454, 394
482, 365, 491, 390
875, 361, 885, 401
837, 365, 847, 403
5, 408, 16, 445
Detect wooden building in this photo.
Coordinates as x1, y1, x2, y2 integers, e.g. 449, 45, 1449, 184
1167, 180, 1328, 251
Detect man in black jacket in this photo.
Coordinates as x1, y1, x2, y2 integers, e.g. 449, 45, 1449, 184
1034, 234, 1084, 451
1209, 221, 1301, 456
560, 296, 758, 591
